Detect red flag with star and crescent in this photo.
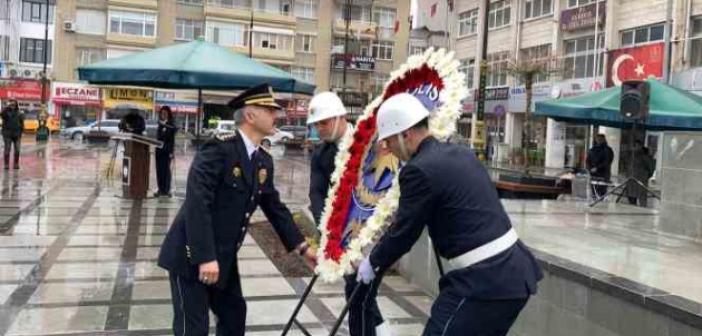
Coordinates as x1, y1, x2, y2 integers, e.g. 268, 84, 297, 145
606, 42, 664, 87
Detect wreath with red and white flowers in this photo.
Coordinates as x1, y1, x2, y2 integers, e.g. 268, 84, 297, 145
315, 48, 468, 282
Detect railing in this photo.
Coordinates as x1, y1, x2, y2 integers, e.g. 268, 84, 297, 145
206, 0, 293, 16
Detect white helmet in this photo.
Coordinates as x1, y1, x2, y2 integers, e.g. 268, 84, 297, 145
377, 93, 430, 141
306, 92, 347, 125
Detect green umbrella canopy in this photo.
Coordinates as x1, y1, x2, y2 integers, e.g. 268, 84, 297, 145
535, 78, 702, 130
78, 39, 315, 94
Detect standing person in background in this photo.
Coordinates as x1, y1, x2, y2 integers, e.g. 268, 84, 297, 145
1, 99, 24, 170
586, 134, 614, 198
155, 106, 178, 197
627, 140, 655, 207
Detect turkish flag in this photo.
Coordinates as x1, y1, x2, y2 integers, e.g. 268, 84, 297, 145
606, 42, 664, 87
430, 3, 437, 17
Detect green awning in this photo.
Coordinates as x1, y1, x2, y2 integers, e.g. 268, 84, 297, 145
78, 39, 315, 94
535, 78, 702, 130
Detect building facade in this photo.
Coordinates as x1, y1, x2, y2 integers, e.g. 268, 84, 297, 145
0, 0, 56, 129
419, 0, 702, 174
50, 0, 410, 130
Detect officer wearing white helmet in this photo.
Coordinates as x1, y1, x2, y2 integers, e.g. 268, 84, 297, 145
356, 93, 542, 335
306, 91, 389, 336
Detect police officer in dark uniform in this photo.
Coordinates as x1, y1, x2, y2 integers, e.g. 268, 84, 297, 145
158, 84, 317, 336
356, 94, 542, 336
306, 92, 389, 335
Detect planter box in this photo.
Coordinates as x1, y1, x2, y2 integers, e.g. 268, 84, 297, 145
496, 173, 562, 199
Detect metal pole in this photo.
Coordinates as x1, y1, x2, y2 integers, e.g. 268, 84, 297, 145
342, 0, 351, 101
197, 89, 202, 139
40, 0, 50, 112
472, 0, 490, 161
281, 275, 318, 336
249, 6, 254, 58
592, 0, 600, 85
663, 0, 674, 83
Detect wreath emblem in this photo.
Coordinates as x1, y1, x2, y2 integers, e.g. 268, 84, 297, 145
315, 49, 468, 282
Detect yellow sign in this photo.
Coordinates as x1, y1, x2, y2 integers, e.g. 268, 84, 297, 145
103, 88, 154, 110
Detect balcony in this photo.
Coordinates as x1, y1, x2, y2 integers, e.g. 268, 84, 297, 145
333, 19, 378, 39
205, 0, 295, 26
107, 0, 157, 10
231, 45, 295, 64
106, 33, 157, 48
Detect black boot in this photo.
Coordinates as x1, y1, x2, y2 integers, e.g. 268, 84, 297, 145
13, 154, 19, 170
3, 154, 9, 170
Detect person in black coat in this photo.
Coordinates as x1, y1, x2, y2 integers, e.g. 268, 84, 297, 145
157, 84, 316, 336
154, 106, 178, 197
586, 134, 614, 198
118, 111, 146, 135
626, 141, 655, 207
1, 99, 24, 169
357, 94, 542, 336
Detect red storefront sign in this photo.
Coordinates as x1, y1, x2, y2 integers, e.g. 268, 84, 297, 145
53, 83, 102, 107
607, 43, 664, 87
0, 79, 48, 101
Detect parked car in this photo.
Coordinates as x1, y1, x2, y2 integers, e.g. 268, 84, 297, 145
279, 125, 307, 141
200, 120, 236, 138
262, 128, 294, 147
60, 120, 121, 140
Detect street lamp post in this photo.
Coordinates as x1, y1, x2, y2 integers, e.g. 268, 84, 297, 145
40, 0, 50, 118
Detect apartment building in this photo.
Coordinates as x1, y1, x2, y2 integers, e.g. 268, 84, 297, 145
0, 0, 56, 121
49, 0, 409, 130
419, 0, 702, 173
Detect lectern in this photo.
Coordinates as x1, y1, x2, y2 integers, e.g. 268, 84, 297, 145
111, 133, 163, 199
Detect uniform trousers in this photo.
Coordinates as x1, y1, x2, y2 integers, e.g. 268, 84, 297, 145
168, 265, 246, 336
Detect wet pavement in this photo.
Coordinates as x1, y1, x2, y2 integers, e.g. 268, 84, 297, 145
0, 138, 431, 336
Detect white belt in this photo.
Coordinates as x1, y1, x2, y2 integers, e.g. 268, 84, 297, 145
446, 228, 519, 271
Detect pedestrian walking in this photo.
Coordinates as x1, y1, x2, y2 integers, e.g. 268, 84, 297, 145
158, 84, 317, 336
627, 140, 655, 207
1, 99, 24, 170
356, 94, 543, 336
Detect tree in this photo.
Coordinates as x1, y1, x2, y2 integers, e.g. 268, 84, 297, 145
505, 56, 558, 174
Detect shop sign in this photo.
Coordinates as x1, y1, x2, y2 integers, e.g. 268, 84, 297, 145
331, 54, 376, 71
560, 2, 606, 32
103, 88, 153, 110
338, 91, 368, 107
53, 82, 101, 104
0, 78, 47, 100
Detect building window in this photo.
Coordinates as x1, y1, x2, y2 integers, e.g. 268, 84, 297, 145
568, 0, 597, 8
524, 0, 552, 19
0, 1, 9, 20
291, 67, 315, 83
338, 4, 371, 22
410, 44, 425, 56
487, 51, 509, 86
373, 7, 396, 38
563, 35, 604, 79
519, 44, 551, 83
176, 19, 204, 41
76, 48, 106, 66
206, 21, 246, 47
254, 32, 293, 50
691, 17, 702, 67
178, 0, 203, 5
20, 38, 52, 64
0, 36, 9, 61
372, 41, 393, 60
109, 10, 157, 37
371, 73, 389, 95
294, 0, 317, 19
458, 9, 479, 36
296, 34, 315, 53
22, 0, 54, 23
75, 10, 106, 35
621, 24, 664, 47
488, 0, 510, 30
459, 59, 475, 88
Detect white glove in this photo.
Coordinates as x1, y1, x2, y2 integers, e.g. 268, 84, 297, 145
356, 257, 376, 284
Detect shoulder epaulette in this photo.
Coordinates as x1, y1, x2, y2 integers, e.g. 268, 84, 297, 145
215, 133, 237, 141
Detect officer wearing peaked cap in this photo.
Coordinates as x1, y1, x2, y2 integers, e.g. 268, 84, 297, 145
158, 84, 317, 336
355, 93, 543, 336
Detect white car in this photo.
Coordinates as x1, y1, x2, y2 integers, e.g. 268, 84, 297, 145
263, 128, 294, 147
60, 120, 121, 140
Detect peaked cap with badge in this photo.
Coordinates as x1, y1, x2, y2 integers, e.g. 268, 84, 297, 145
227, 83, 283, 110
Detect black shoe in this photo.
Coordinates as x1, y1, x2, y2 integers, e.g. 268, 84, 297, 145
153, 192, 163, 198
12, 165, 19, 170
3, 166, 8, 170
